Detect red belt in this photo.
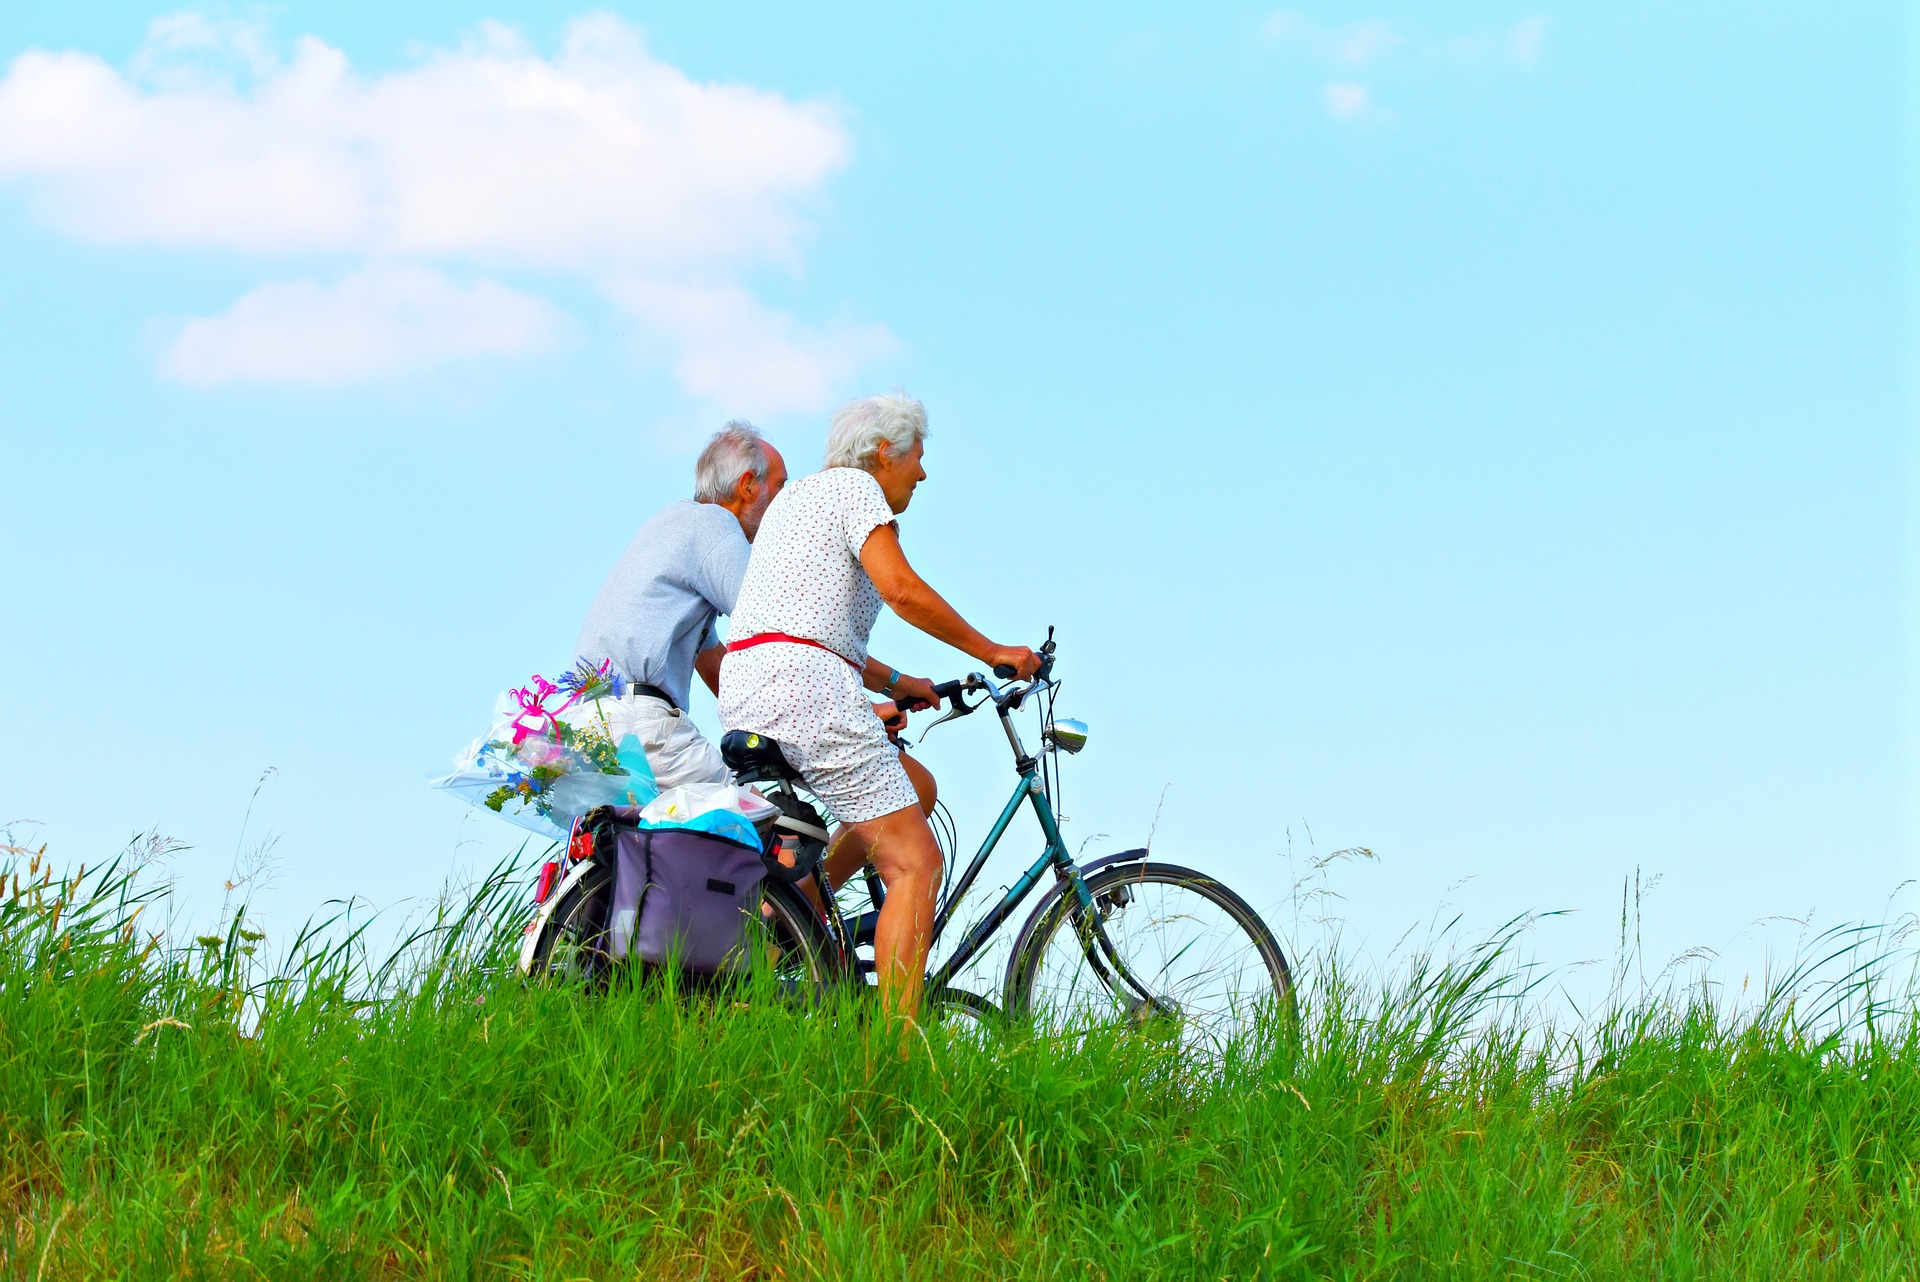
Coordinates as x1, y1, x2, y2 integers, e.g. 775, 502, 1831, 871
726, 632, 861, 672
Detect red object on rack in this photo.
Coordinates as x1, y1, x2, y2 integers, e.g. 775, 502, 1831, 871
568, 822, 595, 865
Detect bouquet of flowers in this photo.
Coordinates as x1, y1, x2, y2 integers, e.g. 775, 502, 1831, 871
434, 659, 656, 841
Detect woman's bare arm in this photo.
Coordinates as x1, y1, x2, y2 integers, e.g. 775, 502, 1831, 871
859, 524, 1037, 676
861, 656, 941, 712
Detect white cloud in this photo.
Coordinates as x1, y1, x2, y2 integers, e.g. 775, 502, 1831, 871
1262, 12, 1303, 40
133, 11, 278, 83
1323, 82, 1377, 121
1265, 11, 1547, 119
1433, 16, 1551, 68
611, 279, 899, 419
161, 264, 568, 386
0, 14, 846, 265
0, 13, 891, 404
1262, 13, 1401, 66
1508, 17, 1549, 68
1329, 20, 1400, 67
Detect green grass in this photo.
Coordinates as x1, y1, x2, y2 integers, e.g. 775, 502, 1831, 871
2, 845, 1917, 1280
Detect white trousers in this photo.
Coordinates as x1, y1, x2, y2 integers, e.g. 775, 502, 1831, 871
559, 693, 730, 796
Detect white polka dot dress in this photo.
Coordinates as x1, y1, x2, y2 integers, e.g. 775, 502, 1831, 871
718, 468, 920, 823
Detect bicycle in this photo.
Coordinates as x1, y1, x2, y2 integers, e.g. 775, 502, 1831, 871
522, 631, 1295, 1050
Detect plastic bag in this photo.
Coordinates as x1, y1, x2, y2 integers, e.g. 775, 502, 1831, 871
434, 669, 658, 842
633, 783, 777, 851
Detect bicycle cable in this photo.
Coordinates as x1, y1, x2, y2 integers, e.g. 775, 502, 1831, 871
1050, 680, 1065, 824
933, 799, 958, 907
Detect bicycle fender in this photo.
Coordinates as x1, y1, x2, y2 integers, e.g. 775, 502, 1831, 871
516, 859, 603, 977
999, 847, 1148, 1005
1077, 847, 1151, 879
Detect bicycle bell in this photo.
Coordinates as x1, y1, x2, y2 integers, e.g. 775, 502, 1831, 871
1044, 718, 1088, 754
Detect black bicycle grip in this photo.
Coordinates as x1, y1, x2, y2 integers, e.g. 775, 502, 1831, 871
932, 679, 965, 700
993, 664, 1016, 678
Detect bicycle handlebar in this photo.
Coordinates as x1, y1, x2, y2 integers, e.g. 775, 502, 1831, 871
902, 632, 1057, 727
993, 653, 1056, 683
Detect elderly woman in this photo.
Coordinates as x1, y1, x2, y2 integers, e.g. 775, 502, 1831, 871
718, 391, 1039, 1019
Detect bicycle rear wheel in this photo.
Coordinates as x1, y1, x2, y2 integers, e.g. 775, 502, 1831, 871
1004, 861, 1295, 1053
925, 986, 1003, 1041
526, 860, 615, 989
526, 861, 835, 994
748, 878, 837, 996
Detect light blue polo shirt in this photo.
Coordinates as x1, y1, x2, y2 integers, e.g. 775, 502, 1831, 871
573, 500, 750, 710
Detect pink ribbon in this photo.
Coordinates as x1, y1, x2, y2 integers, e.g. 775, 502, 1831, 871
507, 659, 615, 744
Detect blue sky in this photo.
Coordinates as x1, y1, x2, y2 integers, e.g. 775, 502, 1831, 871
1, 3, 1908, 994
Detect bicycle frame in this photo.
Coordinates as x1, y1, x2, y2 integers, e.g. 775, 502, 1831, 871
922, 762, 1082, 993
846, 668, 1170, 1010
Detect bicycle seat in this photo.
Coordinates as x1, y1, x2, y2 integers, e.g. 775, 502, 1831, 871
720, 729, 802, 784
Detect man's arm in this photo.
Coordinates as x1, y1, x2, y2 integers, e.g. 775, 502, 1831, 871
695, 519, 753, 617
695, 643, 725, 697
689, 514, 751, 701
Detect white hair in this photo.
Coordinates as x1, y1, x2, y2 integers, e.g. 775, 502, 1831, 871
693, 420, 770, 502
824, 390, 928, 471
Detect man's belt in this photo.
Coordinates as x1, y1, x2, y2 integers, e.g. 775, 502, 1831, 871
622, 681, 679, 709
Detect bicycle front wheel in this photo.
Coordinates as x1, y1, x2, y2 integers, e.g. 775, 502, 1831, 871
1004, 862, 1295, 1052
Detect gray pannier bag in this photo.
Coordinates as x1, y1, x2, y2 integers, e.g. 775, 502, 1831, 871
584, 805, 767, 973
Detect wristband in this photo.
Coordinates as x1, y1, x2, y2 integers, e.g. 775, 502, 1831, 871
886, 667, 901, 693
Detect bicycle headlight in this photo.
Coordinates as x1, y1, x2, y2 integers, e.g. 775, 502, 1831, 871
1045, 718, 1088, 755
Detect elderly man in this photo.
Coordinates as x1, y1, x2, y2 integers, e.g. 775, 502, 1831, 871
570, 421, 788, 793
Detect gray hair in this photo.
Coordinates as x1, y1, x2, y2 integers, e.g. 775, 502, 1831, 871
693, 420, 770, 502
824, 390, 929, 471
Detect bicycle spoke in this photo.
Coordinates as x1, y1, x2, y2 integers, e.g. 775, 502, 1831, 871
1009, 863, 1292, 1057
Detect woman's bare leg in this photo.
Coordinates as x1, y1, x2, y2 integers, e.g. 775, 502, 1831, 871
836, 803, 943, 1019
821, 749, 936, 890
792, 752, 942, 994
901, 749, 937, 812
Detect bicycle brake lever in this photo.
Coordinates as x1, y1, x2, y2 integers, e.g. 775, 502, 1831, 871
998, 677, 1057, 713
919, 686, 985, 735
918, 705, 967, 735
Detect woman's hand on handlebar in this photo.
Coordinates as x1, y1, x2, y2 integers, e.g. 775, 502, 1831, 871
888, 674, 942, 715
986, 644, 1041, 680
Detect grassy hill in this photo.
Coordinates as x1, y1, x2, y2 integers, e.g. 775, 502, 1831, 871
2, 849, 1916, 1280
